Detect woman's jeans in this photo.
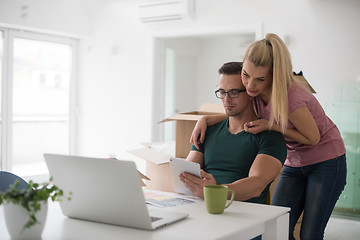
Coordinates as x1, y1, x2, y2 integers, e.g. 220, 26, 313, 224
271, 154, 347, 240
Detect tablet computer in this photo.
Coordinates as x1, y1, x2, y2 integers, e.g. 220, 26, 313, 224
169, 157, 201, 196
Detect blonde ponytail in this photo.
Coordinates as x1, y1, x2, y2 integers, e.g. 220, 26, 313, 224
243, 33, 294, 133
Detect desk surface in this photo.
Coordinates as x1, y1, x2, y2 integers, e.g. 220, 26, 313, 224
0, 192, 289, 240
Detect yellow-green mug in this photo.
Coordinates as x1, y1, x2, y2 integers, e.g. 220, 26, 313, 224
204, 185, 235, 214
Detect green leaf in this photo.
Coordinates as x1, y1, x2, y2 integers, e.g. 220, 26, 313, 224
0, 177, 72, 231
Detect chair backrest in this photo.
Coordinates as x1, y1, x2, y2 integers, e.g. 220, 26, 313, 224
0, 171, 28, 192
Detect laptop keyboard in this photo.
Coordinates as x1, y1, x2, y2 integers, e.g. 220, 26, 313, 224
150, 216, 163, 222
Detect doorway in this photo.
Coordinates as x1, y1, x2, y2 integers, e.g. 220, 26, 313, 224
151, 24, 262, 142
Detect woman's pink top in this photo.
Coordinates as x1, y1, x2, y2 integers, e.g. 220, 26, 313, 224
255, 83, 346, 167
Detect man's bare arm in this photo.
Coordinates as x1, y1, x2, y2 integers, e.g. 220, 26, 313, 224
185, 150, 204, 168
225, 154, 282, 201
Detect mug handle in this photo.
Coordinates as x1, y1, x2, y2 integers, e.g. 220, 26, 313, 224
224, 188, 235, 209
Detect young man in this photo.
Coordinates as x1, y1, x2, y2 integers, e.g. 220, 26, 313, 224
180, 62, 286, 204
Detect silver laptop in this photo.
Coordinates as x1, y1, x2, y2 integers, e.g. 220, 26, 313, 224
44, 153, 188, 230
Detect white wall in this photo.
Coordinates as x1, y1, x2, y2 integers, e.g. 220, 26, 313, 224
0, 0, 359, 172
164, 35, 254, 111
76, 1, 153, 171
0, 0, 96, 36
195, 35, 254, 107
163, 38, 202, 113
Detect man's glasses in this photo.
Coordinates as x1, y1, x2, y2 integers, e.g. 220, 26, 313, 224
215, 89, 247, 99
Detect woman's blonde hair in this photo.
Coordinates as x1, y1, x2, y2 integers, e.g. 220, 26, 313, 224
243, 33, 294, 133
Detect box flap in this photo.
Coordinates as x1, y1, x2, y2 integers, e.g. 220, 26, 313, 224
159, 103, 225, 123
128, 147, 171, 165
293, 75, 316, 93
160, 113, 204, 123
138, 170, 150, 180
140, 142, 165, 148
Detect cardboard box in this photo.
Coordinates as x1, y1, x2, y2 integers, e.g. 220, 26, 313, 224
128, 103, 225, 192
128, 142, 175, 191
160, 103, 224, 158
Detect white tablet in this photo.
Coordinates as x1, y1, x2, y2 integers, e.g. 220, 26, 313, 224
169, 157, 201, 196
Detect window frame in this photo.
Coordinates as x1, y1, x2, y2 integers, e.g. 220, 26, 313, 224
0, 27, 78, 173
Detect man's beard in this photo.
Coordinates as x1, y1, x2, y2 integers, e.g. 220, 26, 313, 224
225, 108, 240, 117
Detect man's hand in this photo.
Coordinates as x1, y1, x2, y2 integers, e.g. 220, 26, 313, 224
179, 170, 216, 198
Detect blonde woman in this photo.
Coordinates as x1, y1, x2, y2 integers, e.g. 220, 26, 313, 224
191, 33, 346, 240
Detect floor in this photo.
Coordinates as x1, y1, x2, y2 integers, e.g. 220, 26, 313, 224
324, 216, 360, 240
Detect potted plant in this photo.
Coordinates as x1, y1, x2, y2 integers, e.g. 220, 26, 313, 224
0, 178, 71, 240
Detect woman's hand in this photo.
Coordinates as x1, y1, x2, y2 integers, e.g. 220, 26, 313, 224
190, 117, 208, 150
244, 119, 270, 134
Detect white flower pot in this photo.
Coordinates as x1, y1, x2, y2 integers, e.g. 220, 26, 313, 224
3, 201, 48, 240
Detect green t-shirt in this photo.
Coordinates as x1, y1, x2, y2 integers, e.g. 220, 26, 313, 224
191, 118, 287, 204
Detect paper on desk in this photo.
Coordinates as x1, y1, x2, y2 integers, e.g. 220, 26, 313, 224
143, 189, 199, 208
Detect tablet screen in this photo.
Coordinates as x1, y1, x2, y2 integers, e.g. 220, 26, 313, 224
169, 157, 201, 196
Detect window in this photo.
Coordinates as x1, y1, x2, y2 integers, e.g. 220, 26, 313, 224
0, 31, 3, 170
0, 28, 77, 180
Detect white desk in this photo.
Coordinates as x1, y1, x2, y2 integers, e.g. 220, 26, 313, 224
0, 196, 289, 240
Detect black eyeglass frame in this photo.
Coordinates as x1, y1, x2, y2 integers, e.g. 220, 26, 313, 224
215, 89, 247, 99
